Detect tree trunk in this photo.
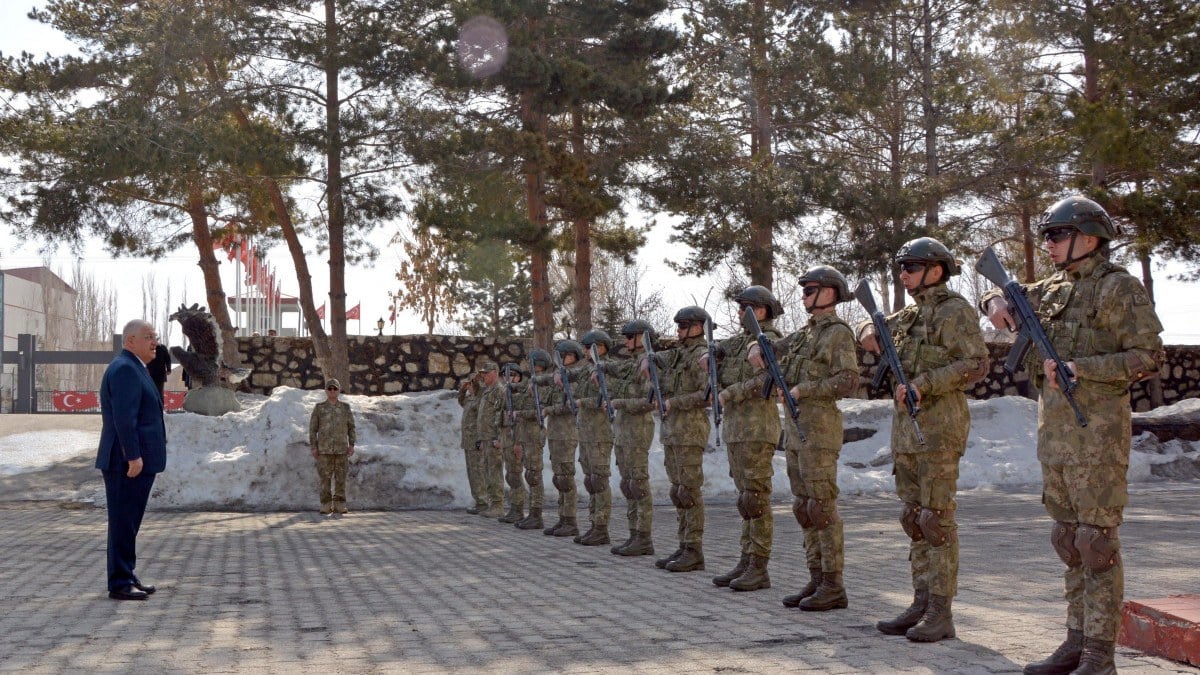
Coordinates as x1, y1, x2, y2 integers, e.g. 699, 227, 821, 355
521, 91, 554, 349
324, 0, 350, 385
922, 0, 939, 230
186, 181, 243, 375
571, 109, 593, 332
1021, 201, 1036, 283
747, 0, 774, 290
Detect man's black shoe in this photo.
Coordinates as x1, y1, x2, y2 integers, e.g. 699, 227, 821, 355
109, 586, 149, 601
132, 580, 156, 594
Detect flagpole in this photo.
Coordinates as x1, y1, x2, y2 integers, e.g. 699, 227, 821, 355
235, 238, 242, 338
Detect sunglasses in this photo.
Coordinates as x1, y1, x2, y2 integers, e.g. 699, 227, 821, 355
899, 261, 926, 274
326, 386, 339, 391
802, 285, 822, 297
1043, 227, 1075, 244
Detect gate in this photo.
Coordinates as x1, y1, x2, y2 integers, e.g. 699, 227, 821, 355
1, 333, 121, 413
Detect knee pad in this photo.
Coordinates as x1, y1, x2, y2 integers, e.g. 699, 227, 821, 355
552, 474, 574, 493
524, 468, 540, 487
591, 474, 609, 494
918, 507, 955, 547
629, 479, 649, 501
793, 497, 813, 528
1051, 521, 1081, 567
619, 477, 633, 500
739, 490, 768, 519
676, 485, 697, 510
807, 498, 838, 531
582, 473, 596, 494
669, 484, 683, 508
1075, 524, 1120, 573
900, 502, 924, 542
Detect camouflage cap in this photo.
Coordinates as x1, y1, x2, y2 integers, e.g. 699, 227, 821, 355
478, 361, 498, 372
324, 378, 341, 390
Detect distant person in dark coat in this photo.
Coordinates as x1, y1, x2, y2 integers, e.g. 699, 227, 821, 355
146, 343, 171, 403
96, 319, 168, 601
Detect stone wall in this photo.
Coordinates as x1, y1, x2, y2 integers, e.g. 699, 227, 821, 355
237, 335, 1200, 410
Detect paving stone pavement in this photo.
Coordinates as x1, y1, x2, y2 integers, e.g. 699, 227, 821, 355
1, 483, 1197, 674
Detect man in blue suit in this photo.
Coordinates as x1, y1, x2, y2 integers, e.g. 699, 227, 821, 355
97, 319, 168, 601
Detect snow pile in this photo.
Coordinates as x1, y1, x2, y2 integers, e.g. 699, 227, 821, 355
0, 431, 99, 476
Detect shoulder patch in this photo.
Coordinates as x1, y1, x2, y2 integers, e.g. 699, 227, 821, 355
1132, 290, 1151, 306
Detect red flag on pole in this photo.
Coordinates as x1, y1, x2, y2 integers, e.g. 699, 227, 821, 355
345, 303, 361, 320
227, 235, 239, 262
316, 303, 326, 319
388, 304, 396, 325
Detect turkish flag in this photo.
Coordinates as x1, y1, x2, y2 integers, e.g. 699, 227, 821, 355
164, 391, 186, 411
316, 303, 326, 319
52, 391, 100, 412
345, 303, 360, 320
389, 304, 396, 325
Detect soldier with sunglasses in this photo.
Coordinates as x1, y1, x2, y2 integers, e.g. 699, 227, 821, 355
982, 197, 1164, 675
857, 237, 988, 643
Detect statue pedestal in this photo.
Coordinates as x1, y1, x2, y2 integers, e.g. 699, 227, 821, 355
183, 386, 242, 416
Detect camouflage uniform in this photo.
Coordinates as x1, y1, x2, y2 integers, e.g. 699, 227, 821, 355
309, 397, 356, 513
513, 378, 551, 527
657, 335, 711, 571
777, 313, 859, 606
475, 381, 507, 517
982, 255, 1163, 644
606, 358, 656, 554
457, 385, 486, 512
717, 319, 783, 577
861, 283, 987, 612
535, 364, 585, 535
574, 359, 616, 541
498, 376, 527, 522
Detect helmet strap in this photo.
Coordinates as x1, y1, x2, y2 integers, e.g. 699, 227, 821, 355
1056, 231, 1101, 270
808, 287, 838, 311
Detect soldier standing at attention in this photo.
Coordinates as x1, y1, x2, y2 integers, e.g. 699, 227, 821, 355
646, 306, 712, 572
309, 378, 356, 515
769, 266, 859, 611
606, 320, 657, 557
536, 340, 586, 537
474, 362, 506, 519
707, 286, 784, 592
858, 237, 988, 642
982, 197, 1163, 675
513, 350, 554, 531
573, 330, 616, 546
497, 365, 528, 524
457, 371, 486, 514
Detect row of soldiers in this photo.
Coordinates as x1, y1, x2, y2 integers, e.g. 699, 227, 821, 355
456, 196, 1164, 675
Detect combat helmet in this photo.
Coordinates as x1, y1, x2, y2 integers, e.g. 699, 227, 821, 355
620, 319, 656, 342
501, 363, 525, 380
895, 237, 960, 276
580, 329, 613, 352
673, 305, 712, 326
554, 339, 585, 363
527, 348, 553, 372
735, 285, 785, 319
1037, 196, 1118, 240
797, 265, 852, 303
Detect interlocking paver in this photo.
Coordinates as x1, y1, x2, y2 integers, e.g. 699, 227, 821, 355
0, 483, 1197, 673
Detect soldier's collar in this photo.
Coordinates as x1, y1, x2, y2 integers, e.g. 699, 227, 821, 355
1065, 254, 1105, 281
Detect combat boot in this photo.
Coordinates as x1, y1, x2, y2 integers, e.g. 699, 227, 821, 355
618, 531, 655, 557
712, 553, 750, 588
1023, 628, 1083, 675
665, 544, 704, 572
481, 503, 505, 518
655, 546, 684, 569
611, 531, 636, 555
782, 568, 823, 608
579, 525, 610, 546
516, 508, 543, 530
335, 502, 349, 515
543, 516, 564, 535
799, 572, 847, 611
466, 505, 480, 515
877, 589, 929, 635
573, 525, 594, 544
906, 594, 955, 642
551, 517, 579, 538
729, 554, 771, 591
1069, 637, 1115, 675
498, 504, 523, 524
319, 503, 333, 515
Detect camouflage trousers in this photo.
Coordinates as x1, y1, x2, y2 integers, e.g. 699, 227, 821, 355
615, 442, 652, 533
1042, 462, 1127, 641
727, 441, 775, 558
663, 444, 705, 546
463, 445, 486, 509
578, 441, 613, 529
894, 451, 960, 598
501, 436, 526, 512
519, 437, 545, 512
316, 454, 348, 507
547, 438, 578, 521
786, 444, 843, 573
481, 442, 504, 510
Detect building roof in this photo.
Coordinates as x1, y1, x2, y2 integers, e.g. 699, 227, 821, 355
1, 267, 77, 295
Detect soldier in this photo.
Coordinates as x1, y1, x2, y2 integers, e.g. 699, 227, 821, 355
707, 286, 783, 592
573, 330, 617, 546
474, 361, 506, 519
309, 378, 356, 515
858, 237, 988, 642
982, 197, 1164, 674
513, 349, 554, 530
497, 365, 527, 524
536, 340, 586, 537
457, 371, 487, 514
606, 320, 657, 557
645, 306, 712, 572
766, 266, 860, 611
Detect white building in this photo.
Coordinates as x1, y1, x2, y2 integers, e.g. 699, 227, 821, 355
1, 267, 79, 406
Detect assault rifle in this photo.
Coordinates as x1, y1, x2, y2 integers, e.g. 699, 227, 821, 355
527, 357, 545, 429
976, 246, 1087, 427
853, 280, 926, 444
742, 305, 806, 443
553, 350, 579, 416
643, 330, 668, 418
502, 363, 517, 441
589, 344, 615, 423
704, 317, 723, 446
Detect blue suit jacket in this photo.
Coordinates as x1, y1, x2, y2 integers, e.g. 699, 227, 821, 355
96, 349, 168, 474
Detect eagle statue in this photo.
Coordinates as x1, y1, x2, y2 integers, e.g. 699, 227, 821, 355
169, 304, 250, 415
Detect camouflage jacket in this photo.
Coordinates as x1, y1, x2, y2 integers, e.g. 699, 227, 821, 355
533, 364, 585, 442
655, 335, 711, 447
512, 376, 552, 447
309, 399, 356, 455
981, 256, 1164, 465
476, 382, 506, 444
574, 359, 615, 445
457, 386, 480, 451
718, 319, 783, 444
859, 283, 988, 455
605, 356, 655, 448
777, 313, 860, 453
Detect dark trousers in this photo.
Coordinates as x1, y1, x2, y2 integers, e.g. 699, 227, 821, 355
102, 470, 156, 592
